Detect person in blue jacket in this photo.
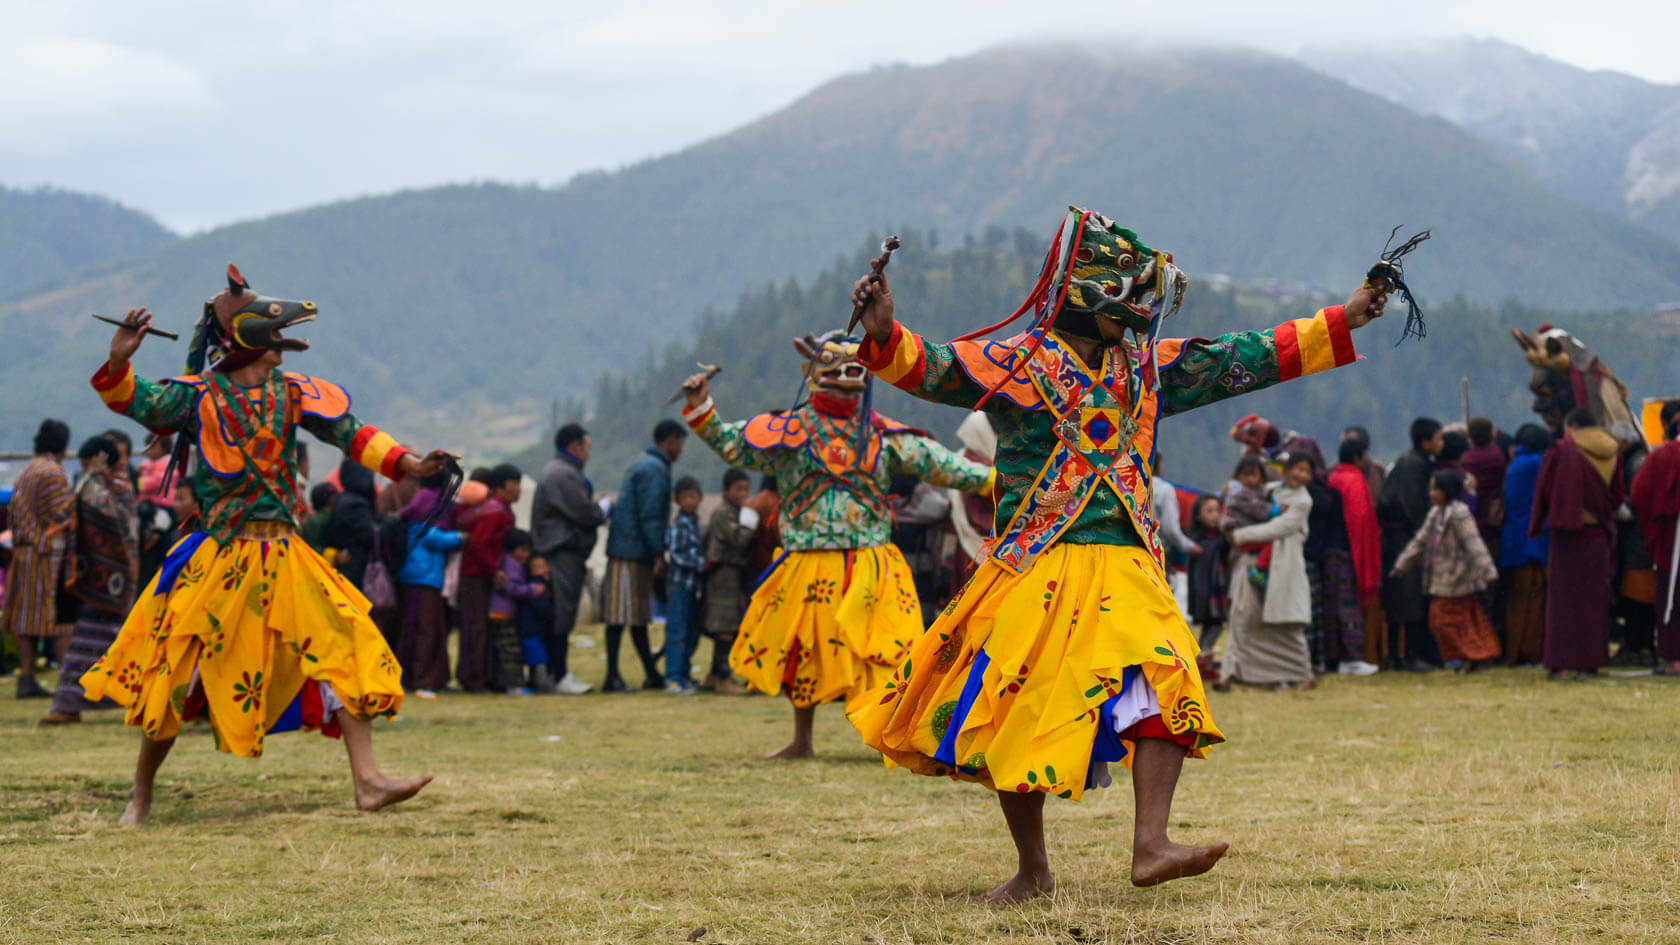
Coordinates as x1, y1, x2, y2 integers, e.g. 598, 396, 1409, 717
600, 419, 688, 692
397, 474, 468, 695
1500, 423, 1553, 665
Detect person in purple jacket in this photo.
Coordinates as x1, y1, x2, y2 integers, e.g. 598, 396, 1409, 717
491, 529, 546, 695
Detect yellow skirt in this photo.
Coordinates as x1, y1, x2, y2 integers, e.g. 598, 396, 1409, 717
850, 543, 1223, 801
81, 530, 403, 758
729, 545, 924, 709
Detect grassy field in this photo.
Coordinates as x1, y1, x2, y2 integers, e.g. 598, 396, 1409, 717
4, 625, 1679, 945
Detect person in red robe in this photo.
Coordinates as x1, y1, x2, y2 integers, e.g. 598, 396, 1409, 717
1631, 401, 1680, 676
1531, 409, 1624, 679
1328, 437, 1382, 674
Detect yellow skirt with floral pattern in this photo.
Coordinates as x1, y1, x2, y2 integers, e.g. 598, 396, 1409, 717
80, 530, 403, 758
729, 544, 924, 709
850, 543, 1223, 801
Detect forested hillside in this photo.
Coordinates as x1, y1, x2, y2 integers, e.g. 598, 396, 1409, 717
9, 44, 1680, 457
568, 231, 1676, 493
0, 186, 174, 296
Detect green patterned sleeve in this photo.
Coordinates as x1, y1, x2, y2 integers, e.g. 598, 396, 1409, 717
1154, 305, 1357, 417
887, 434, 995, 493
682, 400, 784, 475
91, 361, 195, 430
856, 321, 989, 408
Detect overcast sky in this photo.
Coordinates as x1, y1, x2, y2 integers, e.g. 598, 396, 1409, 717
4, 0, 1674, 233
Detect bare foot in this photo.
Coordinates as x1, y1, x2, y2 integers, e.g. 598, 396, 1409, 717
763, 742, 813, 760
354, 773, 434, 811
982, 867, 1055, 904
118, 787, 151, 826
1131, 840, 1229, 886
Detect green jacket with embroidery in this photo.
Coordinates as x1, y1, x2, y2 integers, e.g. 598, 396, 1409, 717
857, 306, 1358, 564
92, 361, 410, 544
683, 400, 993, 552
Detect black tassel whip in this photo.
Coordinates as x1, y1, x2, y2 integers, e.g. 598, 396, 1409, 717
418, 454, 465, 532
1366, 225, 1431, 345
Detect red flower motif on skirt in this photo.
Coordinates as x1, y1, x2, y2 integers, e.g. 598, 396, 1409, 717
233, 671, 263, 713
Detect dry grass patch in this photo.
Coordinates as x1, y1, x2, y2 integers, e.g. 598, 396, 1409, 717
3, 630, 1678, 944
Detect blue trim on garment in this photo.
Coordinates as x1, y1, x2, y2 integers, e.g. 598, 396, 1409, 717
153, 532, 209, 596
269, 689, 306, 734
934, 649, 991, 768
755, 549, 792, 586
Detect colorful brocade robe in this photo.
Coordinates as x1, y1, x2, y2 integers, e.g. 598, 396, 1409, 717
91, 362, 410, 542
858, 306, 1358, 571
682, 400, 994, 551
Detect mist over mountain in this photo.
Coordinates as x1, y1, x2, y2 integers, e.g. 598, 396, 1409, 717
6, 42, 1679, 458
1305, 37, 1680, 246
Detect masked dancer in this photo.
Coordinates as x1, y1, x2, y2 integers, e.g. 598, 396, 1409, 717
847, 208, 1389, 900
680, 332, 993, 758
84, 265, 454, 824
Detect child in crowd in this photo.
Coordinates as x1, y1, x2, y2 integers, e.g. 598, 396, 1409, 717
300, 482, 338, 555
1221, 455, 1276, 587
702, 468, 758, 694
490, 528, 545, 695
136, 433, 174, 504
1186, 493, 1231, 652
519, 555, 557, 692
663, 476, 706, 694
168, 478, 201, 545
1390, 468, 1501, 672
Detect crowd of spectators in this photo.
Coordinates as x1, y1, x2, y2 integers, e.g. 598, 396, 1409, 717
7, 398, 1678, 706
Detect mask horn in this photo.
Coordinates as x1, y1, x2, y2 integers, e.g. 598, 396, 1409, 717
227, 263, 248, 293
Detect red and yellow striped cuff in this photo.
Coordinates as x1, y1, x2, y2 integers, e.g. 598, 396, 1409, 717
349, 426, 410, 479
91, 361, 136, 414
682, 396, 716, 430
856, 322, 926, 390
1274, 305, 1356, 381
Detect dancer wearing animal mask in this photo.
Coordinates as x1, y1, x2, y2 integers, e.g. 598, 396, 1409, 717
847, 207, 1391, 900
680, 332, 993, 759
85, 265, 455, 824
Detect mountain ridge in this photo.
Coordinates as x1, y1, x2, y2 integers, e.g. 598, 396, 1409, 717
0, 185, 176, 298
1302, 36, 1680, 243
7, 42, 1679, 456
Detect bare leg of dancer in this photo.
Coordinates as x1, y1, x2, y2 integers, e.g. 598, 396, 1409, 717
119, 735, 176, 826
337, 708, 433, 811
1128, 737, 1229, 886
984, 791, 1054, 904
764, 704, 815, 760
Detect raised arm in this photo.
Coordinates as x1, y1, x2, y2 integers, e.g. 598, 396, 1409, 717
887, 434, 995, 494
1154, 278, 1389, 417
299, 409, 413, 481
680, 381, 790, 476
855, 322, 992, 408
91, 361, 196, 432
1154, 305, 1358, 418
90, 306, 197, 431
848, 270, 990, 407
